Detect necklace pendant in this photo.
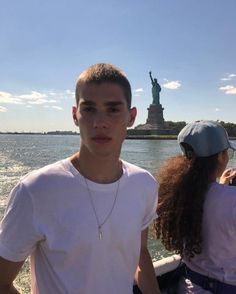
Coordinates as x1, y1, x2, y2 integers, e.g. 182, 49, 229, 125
98, 226, 102, 240
84, 176, 120, 241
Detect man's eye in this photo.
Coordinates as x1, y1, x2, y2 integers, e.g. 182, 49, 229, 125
82, 107, 95, 112
109, 107, 119, 113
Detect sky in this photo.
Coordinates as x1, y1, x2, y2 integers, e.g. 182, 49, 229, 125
0, 0, 236, 132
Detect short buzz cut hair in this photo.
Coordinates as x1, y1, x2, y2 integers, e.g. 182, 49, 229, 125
75, 63, 132, 108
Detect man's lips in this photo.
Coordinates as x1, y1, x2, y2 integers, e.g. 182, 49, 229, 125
91, 136, 112, 144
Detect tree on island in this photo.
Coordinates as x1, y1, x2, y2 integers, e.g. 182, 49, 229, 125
164, 121, 236, 137
219, 121, 236, 137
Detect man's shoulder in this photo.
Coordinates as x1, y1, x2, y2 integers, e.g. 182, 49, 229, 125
122, 160, 148, 172
122, 160, 157, 183
21, 158, 71, 185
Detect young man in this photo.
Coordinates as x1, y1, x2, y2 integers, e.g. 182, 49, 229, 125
0, 63, 160, 294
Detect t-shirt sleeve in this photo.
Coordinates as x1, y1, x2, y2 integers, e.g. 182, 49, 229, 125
0, 181, 43, 262
141, 180, 158, 230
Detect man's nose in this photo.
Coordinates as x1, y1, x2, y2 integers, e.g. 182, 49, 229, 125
93, 112, 108, 128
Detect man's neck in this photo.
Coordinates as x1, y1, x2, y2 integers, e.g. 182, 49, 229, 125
70, 153, 123, 184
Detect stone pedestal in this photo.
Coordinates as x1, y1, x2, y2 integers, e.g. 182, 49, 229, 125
146, 103, 165, 128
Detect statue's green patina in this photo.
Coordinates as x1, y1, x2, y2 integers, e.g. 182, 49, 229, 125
149, 71, 161, 105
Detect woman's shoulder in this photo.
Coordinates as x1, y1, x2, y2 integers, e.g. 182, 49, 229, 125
208, 182, 236, 204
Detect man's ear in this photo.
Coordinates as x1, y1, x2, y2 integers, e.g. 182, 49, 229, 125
127, 107, 137, 127
72, 106, 78, 126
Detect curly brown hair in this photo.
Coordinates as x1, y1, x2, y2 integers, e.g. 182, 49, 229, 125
154, 153, 219, 260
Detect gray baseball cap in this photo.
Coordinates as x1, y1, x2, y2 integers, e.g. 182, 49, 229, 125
178, 120, 236, 157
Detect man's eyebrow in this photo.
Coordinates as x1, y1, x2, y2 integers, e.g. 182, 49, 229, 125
105, 101, 125, 106
80, 101, 125, 106
80, 101, 95, 106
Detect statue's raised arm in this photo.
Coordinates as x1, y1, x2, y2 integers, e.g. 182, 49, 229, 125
149, 71, 154, 84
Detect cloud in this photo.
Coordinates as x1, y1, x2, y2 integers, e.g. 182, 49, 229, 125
65, 89, 75, 96
0, 89, 75, 112
28, 99, 50, 105
162, 81, 181, 90
0, 106, 7, 112
52, 106, 63, 110
219, 85, 236, 94
133, 88, 144, 97
0, 91, 50, 105
221, 74, 236, 81
0, 91, 24, 104
134, 88, 144, 93
0, 89, 74, 107
46, 89, 74, 100
19, 91, 46, 100
215, 108, 220, 112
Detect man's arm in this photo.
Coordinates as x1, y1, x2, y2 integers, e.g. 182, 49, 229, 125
135, 228, 161, 294
0, 256, 24, 294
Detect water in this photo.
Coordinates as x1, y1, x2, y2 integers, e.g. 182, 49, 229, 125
9, 134, 236, 261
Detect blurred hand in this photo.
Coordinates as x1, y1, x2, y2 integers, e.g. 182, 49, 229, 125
219, 168, 236, 185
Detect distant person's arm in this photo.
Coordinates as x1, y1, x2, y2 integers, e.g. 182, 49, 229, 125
0, 256, 24, 294
135, 228, 161, 294
219, 168, 236, 185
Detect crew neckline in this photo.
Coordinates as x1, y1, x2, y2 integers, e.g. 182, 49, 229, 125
62, 158, 128, 191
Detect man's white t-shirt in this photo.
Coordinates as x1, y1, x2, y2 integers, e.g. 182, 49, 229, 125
0, 159, 158, 294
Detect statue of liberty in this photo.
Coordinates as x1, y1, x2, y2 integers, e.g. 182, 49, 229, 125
149, 71, 161, 105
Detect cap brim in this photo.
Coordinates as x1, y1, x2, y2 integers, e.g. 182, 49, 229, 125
229, 140, 236, 151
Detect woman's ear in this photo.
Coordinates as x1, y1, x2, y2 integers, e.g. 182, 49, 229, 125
218, 150, 228, 164
216, 150, 229, 177
127, 107, 137, 127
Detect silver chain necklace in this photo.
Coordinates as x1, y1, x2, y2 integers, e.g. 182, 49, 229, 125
84, 177, 121, 240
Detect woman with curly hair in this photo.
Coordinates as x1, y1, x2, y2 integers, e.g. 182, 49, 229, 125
155, 120, 236, 293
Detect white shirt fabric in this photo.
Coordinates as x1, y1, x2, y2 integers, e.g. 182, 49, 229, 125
179, 182, 236, 293
0, 158, 158, 294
